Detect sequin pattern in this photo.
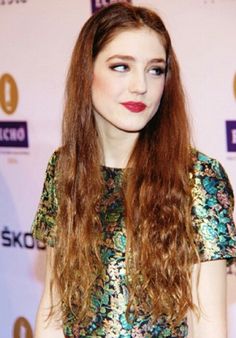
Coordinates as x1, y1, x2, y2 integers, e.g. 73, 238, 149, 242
32, 150, 236, 337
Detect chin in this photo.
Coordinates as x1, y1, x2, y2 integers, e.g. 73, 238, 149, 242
122, 122, 150, 132
119, 126, 145, 133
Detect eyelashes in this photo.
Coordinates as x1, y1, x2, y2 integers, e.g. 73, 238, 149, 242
109, 64, 129, 72
109, 63, 166, 76
149, 67, 166, 76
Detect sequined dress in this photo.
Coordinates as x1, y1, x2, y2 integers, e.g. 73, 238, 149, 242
32, 150, 236, 337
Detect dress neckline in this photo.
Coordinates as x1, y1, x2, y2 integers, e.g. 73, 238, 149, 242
101, 165, 125, 172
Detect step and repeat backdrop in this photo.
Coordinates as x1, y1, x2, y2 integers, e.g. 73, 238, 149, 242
0, 0, 235, 337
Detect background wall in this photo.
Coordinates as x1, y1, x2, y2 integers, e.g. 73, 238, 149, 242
0, 0, 235, 337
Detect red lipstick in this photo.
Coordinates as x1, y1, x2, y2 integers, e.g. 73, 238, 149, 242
121, 101, 147, 113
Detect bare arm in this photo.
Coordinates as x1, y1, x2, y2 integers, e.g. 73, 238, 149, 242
187, 259, 227, 338
34, 247, 64, 338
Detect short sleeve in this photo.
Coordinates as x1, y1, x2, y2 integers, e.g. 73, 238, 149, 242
191, 151, 236, 262
31, 150, 59, 247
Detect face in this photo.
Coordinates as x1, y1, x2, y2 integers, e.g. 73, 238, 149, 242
92, 27, 166, 136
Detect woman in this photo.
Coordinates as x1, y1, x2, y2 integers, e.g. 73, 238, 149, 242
32, 3, 236, 338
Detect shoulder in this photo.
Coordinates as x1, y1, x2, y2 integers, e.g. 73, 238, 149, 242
44, 148, 61, 183
191, 148, 234, 211
191, 148, 231, 182
190, 149, 236, 261
47, 148, 60, 170
191, 148, 234, 205
31, 149, 61, 247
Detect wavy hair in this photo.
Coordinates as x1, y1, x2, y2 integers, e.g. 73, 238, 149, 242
53, 2, 199, 328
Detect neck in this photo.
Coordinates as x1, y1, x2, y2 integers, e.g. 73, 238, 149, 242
97, 126, 139, 169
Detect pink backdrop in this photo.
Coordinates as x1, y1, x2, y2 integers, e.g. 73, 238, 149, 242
0, 0, 235, 336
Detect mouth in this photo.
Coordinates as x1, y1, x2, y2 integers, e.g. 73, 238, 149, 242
121, 101, 147, 113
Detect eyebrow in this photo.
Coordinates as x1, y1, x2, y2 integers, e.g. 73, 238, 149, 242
106, 54, 166, 65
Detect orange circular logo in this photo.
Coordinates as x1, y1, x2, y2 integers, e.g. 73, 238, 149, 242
0, 73, 18, 114
13, 317, 33, 338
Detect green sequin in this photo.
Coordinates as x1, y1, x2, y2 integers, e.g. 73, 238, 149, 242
32, 150, 236, 337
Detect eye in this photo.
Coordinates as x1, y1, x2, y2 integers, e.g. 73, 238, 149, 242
149, 66, 166, 76
109, 64, 129, 72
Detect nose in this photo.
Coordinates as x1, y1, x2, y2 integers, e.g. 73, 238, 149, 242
128, 70, 147, 95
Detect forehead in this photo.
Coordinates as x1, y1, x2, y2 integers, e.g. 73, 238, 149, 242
98, 27, 166, 60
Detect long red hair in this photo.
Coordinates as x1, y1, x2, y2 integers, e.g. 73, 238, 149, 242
53, 2, 199, 327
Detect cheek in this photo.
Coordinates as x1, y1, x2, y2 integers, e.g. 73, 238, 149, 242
92, 75, 106, 98
154, 80, 165, 103
92, 72, 121, 99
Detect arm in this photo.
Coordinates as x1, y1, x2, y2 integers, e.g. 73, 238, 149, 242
34, 247, 64, 338
187, 259, 227, 338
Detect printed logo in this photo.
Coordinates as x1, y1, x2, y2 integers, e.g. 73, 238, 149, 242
0, 73, 29, 149
91, 0, 132, 13
226, 121, 236, 152
0, 73, 18, 114
0, 0, 27, 5
0, 121, 28, 147
13, 317, 33, 338
1, 226, 45, 250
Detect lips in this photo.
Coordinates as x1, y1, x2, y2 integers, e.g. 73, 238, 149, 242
121, 101, 147, 113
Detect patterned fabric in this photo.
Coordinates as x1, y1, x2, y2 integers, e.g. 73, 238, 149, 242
32, 150, 236, 338
191, 151, 236, 261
